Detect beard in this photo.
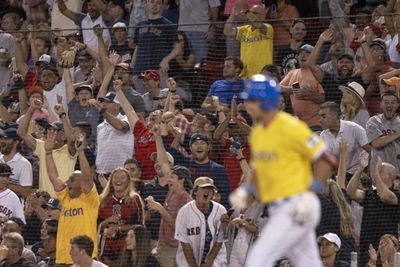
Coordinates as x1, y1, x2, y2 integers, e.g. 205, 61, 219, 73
0, 143, 13, 155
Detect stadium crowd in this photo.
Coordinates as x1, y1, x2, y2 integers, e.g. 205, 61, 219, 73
0, 0, 399, 266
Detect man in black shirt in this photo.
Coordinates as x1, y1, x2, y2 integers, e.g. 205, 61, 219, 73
132, 0, 181, 94
274, 19, 306, 75
347, 158, 400, 267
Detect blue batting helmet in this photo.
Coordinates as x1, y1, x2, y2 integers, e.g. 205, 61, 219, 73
241, 74, 281, 111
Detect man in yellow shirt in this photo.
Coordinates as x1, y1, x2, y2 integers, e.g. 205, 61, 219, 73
17, 97, 77, 197
44, 132, 99, 266
223, 4, 273, 79
230, 74, 336, 267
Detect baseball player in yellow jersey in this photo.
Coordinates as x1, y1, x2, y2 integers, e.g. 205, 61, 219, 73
230, 74, 336, 267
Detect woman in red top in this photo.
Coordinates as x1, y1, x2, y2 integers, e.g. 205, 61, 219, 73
98, 167, 144, 266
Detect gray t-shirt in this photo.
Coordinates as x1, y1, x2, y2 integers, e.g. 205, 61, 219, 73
366, 114, 400, 175
352, 109, 370, 130
178, 0, 221, 32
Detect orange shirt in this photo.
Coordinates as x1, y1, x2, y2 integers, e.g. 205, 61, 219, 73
280, 68, 324, 127
270, 5, 299, 46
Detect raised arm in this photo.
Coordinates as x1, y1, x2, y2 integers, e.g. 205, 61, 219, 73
54, 103, 77, 155
97, 52, 119, 99
63, 68, 75, 104
17, 98, 39, 150
44, 131, 66, 192
384, 0, 397, 36
153, 124, 172, 177
75, 135, 94, 194
337, 138, 347, 189
346, 152, 367, 203
0, 99, 13, 123
57, 0, 79, 22
223, 9, 238, 38
375, 157, 398, 204
113, 80, 139, 127
308, 29, 333, 83
13, 34, 29, 78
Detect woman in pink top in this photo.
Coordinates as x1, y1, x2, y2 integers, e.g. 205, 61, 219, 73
269, 0, 300, 46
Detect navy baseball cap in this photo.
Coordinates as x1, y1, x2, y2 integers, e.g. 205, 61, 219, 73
0, 127, 19, 139
99, 92, 120, 104
43, 198, 60, 210
189, 133, 209, 146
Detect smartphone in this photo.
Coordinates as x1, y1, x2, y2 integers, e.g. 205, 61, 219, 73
292, 82, 300, 91
230, 139, 242, 155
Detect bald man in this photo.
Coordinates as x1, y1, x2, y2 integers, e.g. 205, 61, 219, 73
223, 4, 273, 78
346, 156, 400, 267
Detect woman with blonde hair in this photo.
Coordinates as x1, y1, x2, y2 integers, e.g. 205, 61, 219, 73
318, 179, 356, 264
367, 234, 400, 267
339, 82, 370, 129
98, 167, 144, 266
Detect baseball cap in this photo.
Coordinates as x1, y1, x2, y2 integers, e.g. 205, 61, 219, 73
338, 54, 354, 61
189, 133, 209, 146
139, 69, 160, 80
339, 81, 365, 104
116, 63, 131, 72
150, 152, 175, 165
113, 22, 127, 30
0, 163, 12, 176
318, 233, 341, 249
0, 127, 19, 139
172, 165, 191, 180
194, 177, 217, 191
36, 54, 52, 66
298, 44, 314, 53
48, 122, 64, 131
41, 64, 60, 77
76, 51, 92, 60
34, 118, 50, 129
370, 38, 386, 51
99, 92, 120, 104
43, 198, 61, 210
75, 84, 93, 94
110, 0, 125, 11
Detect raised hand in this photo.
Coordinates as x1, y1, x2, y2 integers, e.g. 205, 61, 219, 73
375, 156, 383, 176
170, 95, 181, 106
368, 244, 377, 264
319, 28, 334, 43
108, 51, 120, 66
151, 124, 161, 137
54, 103, 65, 116
162, 111, 175, 124
44, 130, 56, 152
339, 138, 348, 155
30, 97, 43, 110
113, 79, 123, 92
75, 134, 85, 152
166, 77, 177, 91
13, 33, 24, 43
93, 26, 103, 37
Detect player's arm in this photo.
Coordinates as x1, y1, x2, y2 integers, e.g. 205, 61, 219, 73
181, 242, 198, 267
44, 132, 66, 192
203, 242, 223, 267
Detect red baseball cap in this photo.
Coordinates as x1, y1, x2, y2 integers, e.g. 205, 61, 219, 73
139, 69, 160, 80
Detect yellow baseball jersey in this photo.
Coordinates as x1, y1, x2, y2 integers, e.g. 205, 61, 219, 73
250, 112, 326, 204
55, 186, 99, 264
236, 24, 273, 79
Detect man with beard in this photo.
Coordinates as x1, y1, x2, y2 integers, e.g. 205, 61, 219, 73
366, 90, 400, 175
17, 97, 77, 197
73, 51, 96, 83
57, 0, 111, 52
274, 19, 307, 75
0, 128, 32, 199
308, 28, 364, 104
162, 130, 231, 208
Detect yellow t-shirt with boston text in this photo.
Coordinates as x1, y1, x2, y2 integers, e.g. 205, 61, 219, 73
250, 112, 326, 204
55, 186, 99, 264
236, 24, 273, 79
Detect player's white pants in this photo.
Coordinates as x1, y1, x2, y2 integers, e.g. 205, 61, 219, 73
245, 192, 322, 267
